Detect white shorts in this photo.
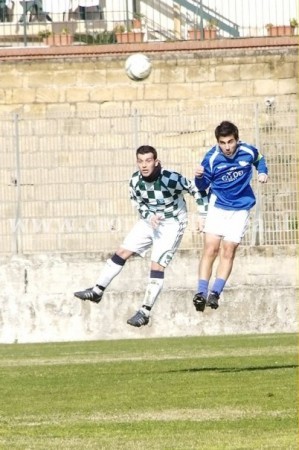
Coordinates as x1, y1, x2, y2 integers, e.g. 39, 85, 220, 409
204, 199, 250, 244
121, 218, 187, 267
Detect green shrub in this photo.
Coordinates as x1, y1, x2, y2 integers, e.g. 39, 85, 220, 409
75, 31, 116, 45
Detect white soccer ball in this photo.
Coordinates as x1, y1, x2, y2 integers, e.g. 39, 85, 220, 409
125, 53, 152, 81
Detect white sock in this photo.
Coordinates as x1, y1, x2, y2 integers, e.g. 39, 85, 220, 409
94, 258, 124, 289
93, 285, 103, 295
141, 277, 164, 314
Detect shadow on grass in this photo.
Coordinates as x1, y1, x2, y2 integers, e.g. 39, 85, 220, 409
167, 364, 298, 373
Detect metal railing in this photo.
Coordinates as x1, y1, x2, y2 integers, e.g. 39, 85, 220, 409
0, 0, 297, 48
0, 100, 297, 255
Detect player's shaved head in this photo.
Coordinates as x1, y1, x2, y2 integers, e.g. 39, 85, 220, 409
136, 145, 158, 160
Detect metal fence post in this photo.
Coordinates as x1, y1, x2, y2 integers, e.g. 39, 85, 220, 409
133, 109, 139, 149
251, 103, 264, 246
14, 113, 22, 254
21, 1, 28, 47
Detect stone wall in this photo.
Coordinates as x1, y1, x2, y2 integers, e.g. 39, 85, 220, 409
0, 41, 297, 115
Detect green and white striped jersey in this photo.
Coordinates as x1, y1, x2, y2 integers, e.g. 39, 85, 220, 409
129, 168, 208, 222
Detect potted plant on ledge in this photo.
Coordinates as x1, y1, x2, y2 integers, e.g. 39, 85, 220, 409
266, 18, 298, 36
289, 17, 298, 31
187, 25, 201, 40
39, 27, 74, 46
38, 29, 51, 44
113, 23, 145, 43
188, 19, 218, 40
204, 19, 218, 39
132, 12, 144, 30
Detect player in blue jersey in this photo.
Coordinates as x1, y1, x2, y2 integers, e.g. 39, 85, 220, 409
193, 121, 268, 312
75, 145, 208, 327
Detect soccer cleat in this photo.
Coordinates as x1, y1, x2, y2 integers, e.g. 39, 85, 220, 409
74, 287, 103, 304
206, 291, 220, 309
193, 293, 206, 312
127, 310, 149, 327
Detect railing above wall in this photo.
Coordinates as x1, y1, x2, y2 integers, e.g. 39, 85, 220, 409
175, 0, 240, 37
0, 0, 297, 48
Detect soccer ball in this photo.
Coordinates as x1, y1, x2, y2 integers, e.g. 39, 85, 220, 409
125, 53, 152, 81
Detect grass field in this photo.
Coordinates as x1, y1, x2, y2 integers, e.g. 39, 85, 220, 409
0, 333, 297, 449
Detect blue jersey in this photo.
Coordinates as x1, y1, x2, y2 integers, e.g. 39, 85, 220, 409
195, 141, 268, 210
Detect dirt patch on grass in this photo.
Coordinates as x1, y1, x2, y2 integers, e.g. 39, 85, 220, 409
0, 345, 296, 367
9, 407, 293, 427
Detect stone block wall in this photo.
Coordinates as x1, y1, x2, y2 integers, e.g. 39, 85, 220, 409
0, 43, 297, 115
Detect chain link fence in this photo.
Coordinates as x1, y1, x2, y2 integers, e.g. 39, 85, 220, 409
0, 100, 297, 255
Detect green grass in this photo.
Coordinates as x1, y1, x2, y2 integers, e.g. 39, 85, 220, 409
0, 333, 297, 449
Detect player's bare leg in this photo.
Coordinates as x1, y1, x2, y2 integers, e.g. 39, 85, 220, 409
206, 240, 239, 309
214, 240, 238, 280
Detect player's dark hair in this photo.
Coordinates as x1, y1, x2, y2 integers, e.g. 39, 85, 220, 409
136, 145, 157, 160
215, 121, 239, 141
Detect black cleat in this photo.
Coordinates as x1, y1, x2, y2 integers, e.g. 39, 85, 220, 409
193, 293, 206, 312
127, 310, 149, 327
206, 291, 220, 309
74, 287, 103, 304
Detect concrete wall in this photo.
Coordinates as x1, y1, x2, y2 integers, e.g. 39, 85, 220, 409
0, 246, 297, 343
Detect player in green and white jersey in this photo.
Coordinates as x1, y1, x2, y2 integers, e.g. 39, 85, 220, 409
75, 145, 208, 327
